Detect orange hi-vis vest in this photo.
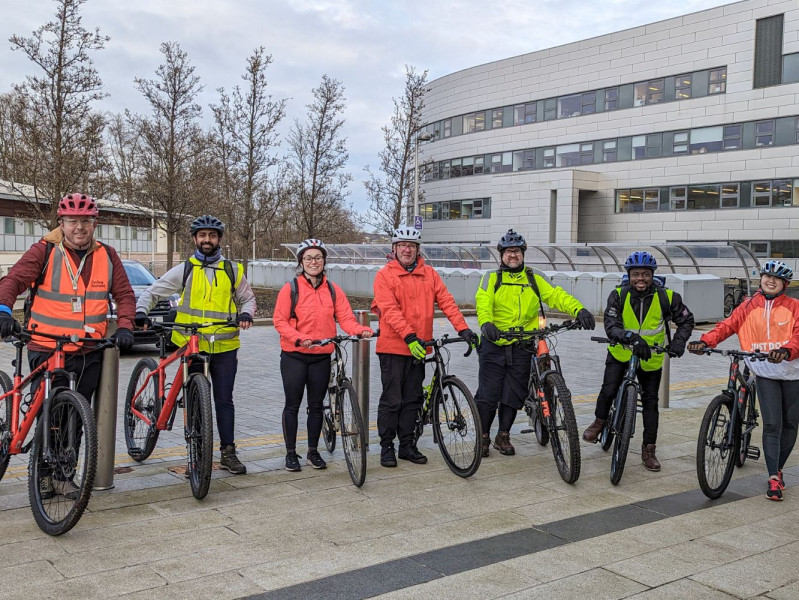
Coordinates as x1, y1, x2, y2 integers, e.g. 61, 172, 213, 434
28, 242, 112, 350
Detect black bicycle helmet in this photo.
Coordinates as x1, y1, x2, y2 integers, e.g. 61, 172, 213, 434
190, 215, 225, 236
497, 229, 527, 252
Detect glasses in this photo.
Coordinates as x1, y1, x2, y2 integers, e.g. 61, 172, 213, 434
395, 243, 418, 250
302, 255, 325, 263
503, 249, 523, 256
61, 218, 95, 227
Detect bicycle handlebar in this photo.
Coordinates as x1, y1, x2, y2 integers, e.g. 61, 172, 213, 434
421, 334, 474, 358
5, 327, 116, 349
309, 330, 380, 347
497, 320, 582, 340
154, 320, 239, 332
694, 347, 769, 361
590, 336, 668, 354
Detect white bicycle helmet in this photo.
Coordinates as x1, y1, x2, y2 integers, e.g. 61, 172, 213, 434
391, 227, 421, 244
297, 238, 327, 259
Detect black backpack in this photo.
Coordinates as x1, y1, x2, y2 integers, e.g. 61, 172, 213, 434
289, 277, 336, 322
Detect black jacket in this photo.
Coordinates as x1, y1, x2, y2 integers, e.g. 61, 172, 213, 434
604, 285, 695, 347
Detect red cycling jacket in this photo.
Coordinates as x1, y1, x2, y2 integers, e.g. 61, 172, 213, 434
371, 256, 468, 356
273, 274, 370, 354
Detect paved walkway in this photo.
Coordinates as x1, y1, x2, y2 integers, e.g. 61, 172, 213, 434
1, 319, 798, 599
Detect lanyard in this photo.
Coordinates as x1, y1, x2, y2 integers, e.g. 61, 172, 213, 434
59, 242, 88, 292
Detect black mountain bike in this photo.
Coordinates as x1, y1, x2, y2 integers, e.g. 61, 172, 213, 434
724, 278, 749, 318
498, 320, 582, 483
315, 335, 369, 487
694, 347, 765, 499
591, 336, 667, 485
411, 335, 481, 478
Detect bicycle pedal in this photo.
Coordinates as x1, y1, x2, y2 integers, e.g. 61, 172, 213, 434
128, 448, 143, 460
746, 446, 761, 460
520, 428, 533, 434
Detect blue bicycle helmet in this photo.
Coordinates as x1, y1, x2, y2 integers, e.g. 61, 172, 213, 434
497, 229, 527, 252
190, 215, 225, 236
624, 251, 657, 272
760, 260, 793, 282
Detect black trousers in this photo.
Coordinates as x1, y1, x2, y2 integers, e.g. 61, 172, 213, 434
377, 353, 425, 450
595, 352, 661, 446
28, 349, 103, 403
474, 341, 532, 435
280, 351, 331, 453
755, 377, 799, 477
189, 349, 238, 449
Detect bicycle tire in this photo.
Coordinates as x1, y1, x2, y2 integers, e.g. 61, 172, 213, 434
28, 389, 97, 536
0, 370, 13, 482
697, 394, 737, 499
527, 401, 549, 446
544, 373, 580, 484
322, 409, 336, 453
723, 293, 734, 318
434, 376, 482, 478
610, 384, 637, 485
339, 381, 367, 487
185, 374, 213, 500
600, 405, 615, 452
735, 392, 756, 468
124, 357, 161, 461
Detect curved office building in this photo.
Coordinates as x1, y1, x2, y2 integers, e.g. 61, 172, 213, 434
417, 0, 799, 260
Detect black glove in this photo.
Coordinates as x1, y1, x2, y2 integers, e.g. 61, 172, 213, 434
0, 312, 19, 338
112, 327, 135, 351
768, 347, 790, 364
576, 309, 595, 330
459, 328, 479, 348
688, 341, 708, 354
481, 322, 500, 343
668, 340, 686, 358
236, 313, 253, 325
625, 332, 651, 361
134, 312, 152, 328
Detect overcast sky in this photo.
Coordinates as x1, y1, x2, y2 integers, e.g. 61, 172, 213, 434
0, 0, 733, 214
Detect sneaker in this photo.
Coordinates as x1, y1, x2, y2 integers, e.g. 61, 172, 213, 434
767, 477, 783, 501
285, 452, 302, 472
493, 431, 515, 456
481, 433, 491, 458
306, 449, 327, 470
220, 444, 247, 475
398, 446, 428, 464
777, 470, 785, 490
39, 476, 54, 500
52, 479, 80, 500
380, 445, 397, 468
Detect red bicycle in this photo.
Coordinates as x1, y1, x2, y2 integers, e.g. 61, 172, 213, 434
0, 327, 112, 535
124, 320, 236, 500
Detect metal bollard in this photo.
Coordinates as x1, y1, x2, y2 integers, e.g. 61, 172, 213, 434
93, 322, 120, 490
658, 352, 670, 409
352, 310, 371, 452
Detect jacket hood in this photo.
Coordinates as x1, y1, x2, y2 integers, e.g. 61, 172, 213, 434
42, 227, 100, 252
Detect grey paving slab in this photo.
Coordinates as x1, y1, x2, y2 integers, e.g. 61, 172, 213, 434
537, 504, 665, 542
625, 578, 738, 599
498, 567, 648, 600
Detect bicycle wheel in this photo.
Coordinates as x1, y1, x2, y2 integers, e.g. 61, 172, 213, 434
28, 389, 97, 536
600, 405, 615, 452
0, 370, 13, 482
544, 373, 580, 484
735, 392, 756, 468
322, 408, 336, 453
124, 357, 161, 461
185, 374, 213, 500
697, 394, 737, 499
610, 384, 637, 485
433, 376, 481, 478
723, 293, 734, 318
527, 400, 549, 446
339, 381, 367, 487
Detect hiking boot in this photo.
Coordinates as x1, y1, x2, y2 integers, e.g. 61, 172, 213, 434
777, 470, 785, 490
481, 433, 491, 458
398, 446, 428, 464
767, 477, 783, 501
285, 451, 302, 472
306, 449, 327, 470
380, 445, 397, 468
641, 444, 661, 472
582, 418, 606, 443
52, 479, 80, 500
220, 444, 247, 475
493, 431, 515, 456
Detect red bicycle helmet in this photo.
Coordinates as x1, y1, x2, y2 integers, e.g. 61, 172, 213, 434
58, 193, 98, 217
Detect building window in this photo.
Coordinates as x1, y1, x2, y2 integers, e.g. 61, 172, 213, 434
513, 102, 536, 125
750, 241, 771, 257
491, 109, 503, 129
555, 143, 592, 167
645, 134, 662, 158
687, 184, 721, 210
543, 99, 557, 121
670, 187, 687, 210
450, 158, 462, 178
675, 74, 692, 99
633, 79, 664, 106
449, 201, 461, 219
558, 94, 582, 118
632, 135, 646, 159
644, 189, 660, 211
784, 53, 799, 84
4, 218, 15, 235
616, 189, 643, 212
24, 220, 34, 235
502, 152, 512, 172
796, 117, 799, 143
443, 119, 452, 138
709, 68, 727, 94
604, 88, 618, 111
490, 154, 502, 173
474, 156, 484, 175
542, 148, 555, 168
690, 126, 723, 154
461, 157, 474, 177
582, 92, 596, 115
774, 180, 793, 206
723, 124, 742, 150
755, 120, 774, 147
602, 140, 617, 162
441, 160, 450, 179
752, 181, 772, 206
673, 131, 689, 154
115, 226, 123, 239
463, 112, 485, 134
721, 183, 740, 208
513, 149, 535, 171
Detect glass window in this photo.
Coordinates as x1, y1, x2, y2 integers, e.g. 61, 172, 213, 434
785, 53, 799, 84
543, 98, 557, 121
474, 156, 484, 175
721, 183, 739, 208
115, 226, 123, 240
752, 181, 772, 206
632, 135, 646, 159
462, 157, 474, 177
450, 158, 462, 177
723, 124, 742, 150
131, 228, 138, 241
749, 241, 770, 257
709, 68, 727, 94
673, 131, 689, 154
690, 126, 723, 154
581, 92, 596, 115
558, 94, 582, 118
491, 109, 503, 129
617, 189, 644, 212
4, 218, 15, 235
670, 187, 687, 210
490, 154, 502, 173
675, 74, 692, 99
449, 201, 461, 220
542, 148, 555, 168
580, 143, 593, 164
443, 119, 452, 138
645, 134, 662, 158
602, 140, 617, 162
774, 180, 793, 206
473, 199, 483, 219
633, 82, 648, 107
501, 152, 513, 172
24, 220, 34, 235
513, 149, 535, 171
441, 160, 450, 179
461, 200, 474, 219
687, 184, 721, 210
483, 198, 491, 218
796, 117, 799, 144
604, 88, 619, 111
441, 202, 449, 219
634, 79, 664, 105
556, 144, 581, 167
755, 120, 774, 147
644, 189, 660, 211
513, 102, 536, 125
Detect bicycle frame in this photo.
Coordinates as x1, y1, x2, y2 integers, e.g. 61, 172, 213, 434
421, 336, 470, 433
708, 350, 761, 453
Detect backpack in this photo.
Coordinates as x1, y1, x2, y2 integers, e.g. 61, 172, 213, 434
23, 241, 55, 326
493, 267, 545, 320
181, 259, 238, 296
617, 282, 674, 346
289, 277, 336, 322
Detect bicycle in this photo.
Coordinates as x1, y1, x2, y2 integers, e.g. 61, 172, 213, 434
497, 320, 582, 484
124, 320, 236, 500
723, 277, 749, 318
0, 327, 113, 535
314, 335, 370, 488
693, 347, 766, 499
410, 335, 481, 478
590, 336, 668, 485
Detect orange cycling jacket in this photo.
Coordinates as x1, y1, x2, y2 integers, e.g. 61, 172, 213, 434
700, 291, 799, 380
371, 256, 468, 356
273, 274, 370, 354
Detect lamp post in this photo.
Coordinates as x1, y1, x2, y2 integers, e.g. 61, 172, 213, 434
413, 131, 434, 224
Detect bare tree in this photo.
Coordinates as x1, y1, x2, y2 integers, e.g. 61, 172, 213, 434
8, 0, 108, 227
105, 111, 143, 205
210, 47, 287, 268
363, 66, 429, 235
287, 75, 352, 239
133, 41, 206, 268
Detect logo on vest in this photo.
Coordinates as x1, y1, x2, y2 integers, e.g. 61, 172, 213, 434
91, 279, 106, 288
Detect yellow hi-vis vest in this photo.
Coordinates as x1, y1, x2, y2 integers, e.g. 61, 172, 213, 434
172, 257, 243, 353
608, 286, 673, 371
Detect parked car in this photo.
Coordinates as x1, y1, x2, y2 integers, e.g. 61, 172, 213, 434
116, 260, 179, 347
